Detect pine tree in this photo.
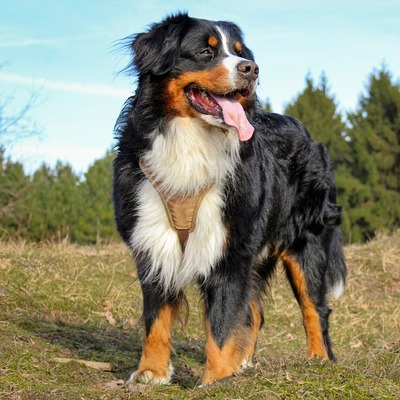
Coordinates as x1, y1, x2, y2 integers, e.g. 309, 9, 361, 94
284, 73, 351, 167
348, 66, 400, 190
346, 66, 400, 240
74, 151, 117, 244
263, 98, 273, 112
28, 161, 81, 241
52, 162, 82, 240
29, 163, 55, 240
0, 147, 30, 238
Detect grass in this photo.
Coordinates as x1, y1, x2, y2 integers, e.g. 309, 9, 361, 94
0, 231, 399, 399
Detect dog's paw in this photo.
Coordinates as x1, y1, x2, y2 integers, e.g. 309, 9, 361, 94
126, 365, 173, 385
306, 347, 329, 361
240, 357, 254, 370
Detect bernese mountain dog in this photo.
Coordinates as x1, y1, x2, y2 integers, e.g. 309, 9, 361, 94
113, 12, 346, 385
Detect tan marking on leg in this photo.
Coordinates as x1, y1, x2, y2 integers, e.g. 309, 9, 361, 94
135, 303, 179, 384
240, 300, 262, 369
280, 251, 328, 359
201, 303, 262, 385
202, 323, 242, 384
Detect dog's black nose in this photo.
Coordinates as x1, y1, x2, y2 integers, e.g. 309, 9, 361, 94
237, 61, 259, 81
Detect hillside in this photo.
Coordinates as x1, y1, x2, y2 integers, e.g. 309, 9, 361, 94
0, 232, 399, 399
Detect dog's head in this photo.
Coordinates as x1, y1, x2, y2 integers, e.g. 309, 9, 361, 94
129, 13, 258, 141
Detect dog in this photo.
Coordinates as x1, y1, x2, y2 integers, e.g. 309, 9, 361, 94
113, 12, 346, 385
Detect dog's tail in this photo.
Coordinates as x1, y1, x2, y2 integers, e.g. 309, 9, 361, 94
326, 228, 347, 299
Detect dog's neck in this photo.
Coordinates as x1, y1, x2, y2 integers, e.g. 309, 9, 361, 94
141, 117, 240, 197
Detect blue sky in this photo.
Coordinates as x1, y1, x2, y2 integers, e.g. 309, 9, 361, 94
1, 0, 399, 174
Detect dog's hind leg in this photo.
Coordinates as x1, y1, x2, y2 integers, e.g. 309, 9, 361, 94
239, 299, 264, 370
280, 247, 334, 360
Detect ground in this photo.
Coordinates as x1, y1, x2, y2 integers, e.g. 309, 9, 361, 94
0, 231, 399, 399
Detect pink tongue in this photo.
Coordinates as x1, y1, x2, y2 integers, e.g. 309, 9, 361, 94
211, 95, 254, 141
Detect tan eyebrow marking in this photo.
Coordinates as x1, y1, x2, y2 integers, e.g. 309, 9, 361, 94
208, 35, 218, 47
235, 41, 242, 53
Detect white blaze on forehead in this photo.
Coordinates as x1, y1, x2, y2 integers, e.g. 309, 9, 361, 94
216, 26, 233, 56
216, 25, 249, 84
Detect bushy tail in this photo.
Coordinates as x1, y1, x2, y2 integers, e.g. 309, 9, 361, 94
326, 228, 347, 299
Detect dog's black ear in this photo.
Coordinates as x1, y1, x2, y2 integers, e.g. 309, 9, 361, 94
132, 13, 190, 76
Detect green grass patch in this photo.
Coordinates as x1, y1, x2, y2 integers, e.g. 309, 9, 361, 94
0, 233, 399, 399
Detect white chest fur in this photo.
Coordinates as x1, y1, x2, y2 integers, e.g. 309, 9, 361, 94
129, 117, 239, 293
130, 181, 227, 293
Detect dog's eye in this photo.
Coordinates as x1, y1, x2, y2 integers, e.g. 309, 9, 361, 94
197, 48, 215, 59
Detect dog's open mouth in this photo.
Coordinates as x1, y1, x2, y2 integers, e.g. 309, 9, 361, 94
185, 85, 254, 141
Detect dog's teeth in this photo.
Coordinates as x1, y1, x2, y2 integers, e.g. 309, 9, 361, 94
201, 91, 209, 102
201, 91, 214, 107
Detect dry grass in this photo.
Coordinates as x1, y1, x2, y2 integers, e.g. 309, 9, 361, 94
0, 231, 399, 399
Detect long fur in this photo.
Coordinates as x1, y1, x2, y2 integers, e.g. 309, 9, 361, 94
113, 12, 346, 384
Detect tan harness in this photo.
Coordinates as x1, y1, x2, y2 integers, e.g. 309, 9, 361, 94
139, 158, 212, 249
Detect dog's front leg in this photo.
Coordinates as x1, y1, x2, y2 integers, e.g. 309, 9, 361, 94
128, 282, 181, 385
200, 268, 262, 384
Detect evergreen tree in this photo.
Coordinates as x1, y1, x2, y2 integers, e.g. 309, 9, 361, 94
284, 73, 351, 166
348, 66, 400, 190
346, 66, 400, 240
28, 161, 81, 241
28, 163, 56, 240
0, 147, 30, 238
263, 98, 273, 112
74, 151, 117, 244
53, 162, 82, 239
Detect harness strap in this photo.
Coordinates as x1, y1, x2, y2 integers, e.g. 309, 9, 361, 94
139, 158, 211, 249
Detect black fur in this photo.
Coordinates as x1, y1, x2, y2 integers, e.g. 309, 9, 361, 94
113, 13, 346, 382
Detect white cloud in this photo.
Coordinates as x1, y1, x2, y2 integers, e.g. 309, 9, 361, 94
0, 37, 60, 48
0, 73, 131, 98
0, 31, 110, 48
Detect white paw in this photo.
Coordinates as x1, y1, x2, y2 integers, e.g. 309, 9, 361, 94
240, 357, 254, 370
126, 364, 173, 385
